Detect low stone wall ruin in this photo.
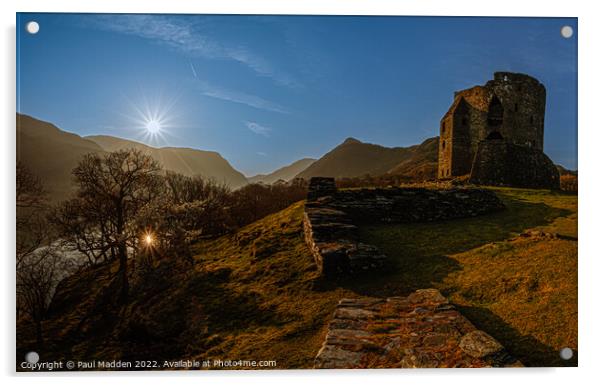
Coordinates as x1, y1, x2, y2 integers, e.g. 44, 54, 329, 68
314, 289, 522, 368
303, 177, 505, 276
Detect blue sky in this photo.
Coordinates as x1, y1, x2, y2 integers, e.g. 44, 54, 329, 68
17, 14, 577, 175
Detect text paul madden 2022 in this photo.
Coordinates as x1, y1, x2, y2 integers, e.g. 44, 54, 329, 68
21, 359, 278, 370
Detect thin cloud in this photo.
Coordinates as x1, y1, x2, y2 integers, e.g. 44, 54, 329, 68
256, 152, 268, 156
245, 121, 271, 137
89, 15, 299, 87
189, 61, 198, 78
197, 81, 289, 114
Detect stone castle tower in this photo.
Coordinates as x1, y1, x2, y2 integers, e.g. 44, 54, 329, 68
438, 72, 559, 189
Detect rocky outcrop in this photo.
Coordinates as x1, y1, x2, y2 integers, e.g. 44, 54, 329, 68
469, 139, 560, 189
303, 177, 505, 276
314, 289, 522, 368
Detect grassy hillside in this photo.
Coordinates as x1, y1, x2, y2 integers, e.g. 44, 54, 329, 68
19, 202, 352, 369
19, 188, 577, 368
357, 188, 577, 367
387, 137, 438, 180
16, 113, 105, 202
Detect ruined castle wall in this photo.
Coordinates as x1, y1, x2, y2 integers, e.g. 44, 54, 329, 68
439, 73, 553, 187
486, 72, 546, 150
451, 104, 474, 176
469, 140, 560, 189
441, 86, 490, 178
457, 87, 490, 155
438, 116, 453, 178
303, 178, 505, 277
327, 187, 505, 224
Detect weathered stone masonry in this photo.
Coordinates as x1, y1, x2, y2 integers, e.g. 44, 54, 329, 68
438, 72, 559, 189
314, 289, 522, 368
304, 179, 515, 367
303, 177, 505, 276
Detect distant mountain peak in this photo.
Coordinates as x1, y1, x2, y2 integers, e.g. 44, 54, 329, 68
296, 135, 440, 181
248, 158, 316, 184
342, 137, 362, 145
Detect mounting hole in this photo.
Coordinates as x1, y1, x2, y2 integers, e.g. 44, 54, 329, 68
560, 25, 573, 39
25, 351, 39, 364
559, 347, 573, 360
25, 21, 40, 34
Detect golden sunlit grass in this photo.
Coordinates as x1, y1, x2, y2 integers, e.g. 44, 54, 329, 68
22, 188, 577, 368
357, 187, 577, 366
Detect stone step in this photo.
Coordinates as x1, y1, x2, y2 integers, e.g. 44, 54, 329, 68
314, 289, 522, 369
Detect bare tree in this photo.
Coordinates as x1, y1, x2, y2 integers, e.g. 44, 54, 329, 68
16, 161, 46, 209
17, 248, 73, 346
51, 150, 164, 302
51, 195, 118, 265
139, 172, 234, 260
16, 162, 48, 268
16, 163, 74, 344
229, 180, 307, 227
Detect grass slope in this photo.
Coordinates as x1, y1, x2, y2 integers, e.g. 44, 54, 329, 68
19, 188, 577, 368
19, 202, 352, 369
357, 188, 577, 367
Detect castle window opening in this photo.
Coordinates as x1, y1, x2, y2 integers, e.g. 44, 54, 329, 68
486, 131, 504, 140
514, 103, 518, 112
487, 96, 504, 128
442, 140, 446, 150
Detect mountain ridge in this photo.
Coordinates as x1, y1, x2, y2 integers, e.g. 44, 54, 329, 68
248, 158, 316, 184
16, 114, 249, 203
295, 136, 440, 181
86, 135, 248, 188
17, 113, 106, 201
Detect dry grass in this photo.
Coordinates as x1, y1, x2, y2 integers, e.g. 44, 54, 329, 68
357, 187, 577, 367
19, 188, 577, 369
18, 202, 354, 369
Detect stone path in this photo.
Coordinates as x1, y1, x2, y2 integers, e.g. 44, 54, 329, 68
314, 289, 522, 368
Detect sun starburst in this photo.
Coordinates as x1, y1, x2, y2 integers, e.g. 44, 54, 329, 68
120, 90, 182, 146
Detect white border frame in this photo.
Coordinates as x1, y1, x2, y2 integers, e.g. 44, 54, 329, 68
2, 1, 598, 384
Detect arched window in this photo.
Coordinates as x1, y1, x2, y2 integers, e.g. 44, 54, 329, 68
487, 96, 504, 128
